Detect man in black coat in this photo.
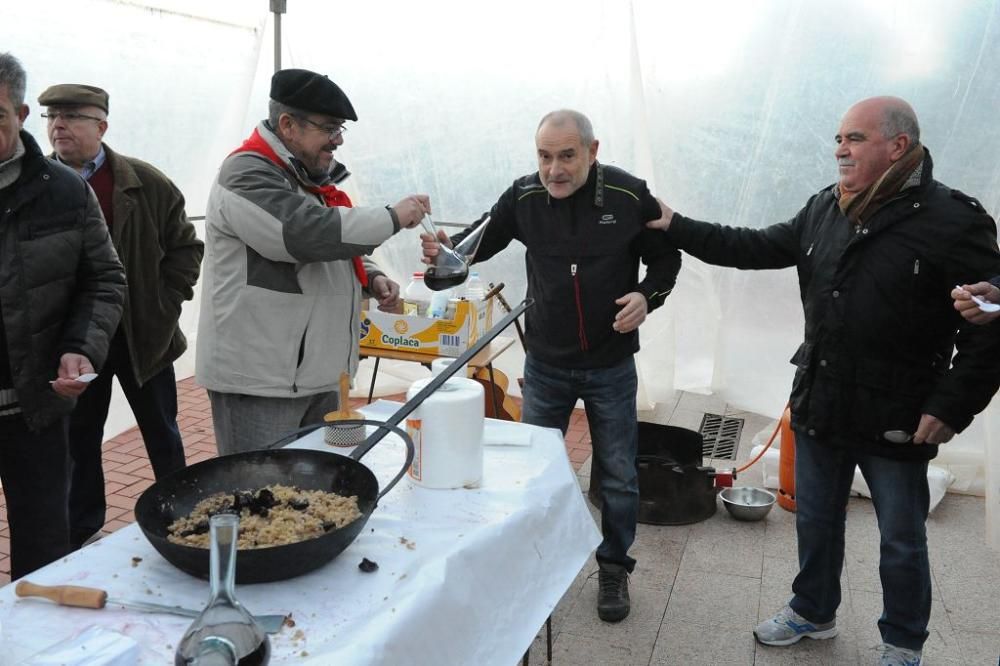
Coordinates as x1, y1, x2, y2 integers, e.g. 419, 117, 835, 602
422, 109, 681, 622
0, 53, 125, 578
649, 96, 1000, 665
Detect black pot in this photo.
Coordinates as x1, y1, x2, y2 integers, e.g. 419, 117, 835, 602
134, 420, 412, 584
588, 422, 718, 525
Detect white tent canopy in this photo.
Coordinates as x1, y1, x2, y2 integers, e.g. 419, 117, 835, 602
4, 0, 999, 547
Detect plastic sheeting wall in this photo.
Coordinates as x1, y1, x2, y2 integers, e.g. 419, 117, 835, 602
2, 0, 998, 546
1, 0, 264, 436
276, 0, 1000, 549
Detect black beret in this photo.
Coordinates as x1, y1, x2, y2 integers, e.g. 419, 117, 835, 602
38, 84, 109, 113
270, 69, 357, 121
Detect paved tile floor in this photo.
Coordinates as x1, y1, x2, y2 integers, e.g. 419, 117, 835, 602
2, 380, 998, 664
529, 392, 1000, 666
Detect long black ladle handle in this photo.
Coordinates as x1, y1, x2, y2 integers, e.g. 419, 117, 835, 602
262, 298, 532, 501
350, 297, 534, 460
260, 419, 413, 503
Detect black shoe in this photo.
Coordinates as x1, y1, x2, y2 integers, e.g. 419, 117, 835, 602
597, 563, 630, 622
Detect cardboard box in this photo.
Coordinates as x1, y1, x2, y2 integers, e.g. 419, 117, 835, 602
359, 298, 494, 357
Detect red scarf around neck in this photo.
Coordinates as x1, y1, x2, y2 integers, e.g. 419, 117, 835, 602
230, 128, 368, 287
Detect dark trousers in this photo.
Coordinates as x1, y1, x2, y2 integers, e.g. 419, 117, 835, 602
68, 333, 186, 548
521, 353, 639, 572
791, 432, 931, 650
0, 414, 71, 579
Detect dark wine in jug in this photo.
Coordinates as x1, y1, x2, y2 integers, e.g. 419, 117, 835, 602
235, 640, 271, 666
175, 631, 271, 665
424, 271, 467, 291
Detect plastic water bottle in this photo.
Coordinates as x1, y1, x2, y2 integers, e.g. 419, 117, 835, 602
464, 271, 485, 302
403, 272, 432, 316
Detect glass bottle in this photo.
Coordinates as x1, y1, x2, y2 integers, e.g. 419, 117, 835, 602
422, 214, 492, 291
175, 514, 271, 666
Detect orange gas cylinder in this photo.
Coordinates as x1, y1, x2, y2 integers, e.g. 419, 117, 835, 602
777, 406, 796, 512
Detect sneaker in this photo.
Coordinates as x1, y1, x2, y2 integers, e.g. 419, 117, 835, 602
597, 563, 630, 622
877, 642, 922, 665
754, 605, 838, 646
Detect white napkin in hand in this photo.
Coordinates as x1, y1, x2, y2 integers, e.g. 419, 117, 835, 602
22, 625, 140, 665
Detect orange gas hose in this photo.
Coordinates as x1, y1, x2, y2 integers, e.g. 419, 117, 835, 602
734, 402, 791, 474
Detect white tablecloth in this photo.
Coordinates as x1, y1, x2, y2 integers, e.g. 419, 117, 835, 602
0, 401, 600, 664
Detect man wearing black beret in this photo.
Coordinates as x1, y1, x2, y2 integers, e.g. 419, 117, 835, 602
198, 68, 430, 454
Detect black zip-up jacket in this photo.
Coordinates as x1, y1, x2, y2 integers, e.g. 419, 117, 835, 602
453, 162, 681, 369
666, 149, 1000, 460
0, 131, 125, 431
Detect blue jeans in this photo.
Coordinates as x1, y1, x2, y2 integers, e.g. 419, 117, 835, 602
791, 432, 931, 651
68, 333, 186, 548
522, 353, 639, 571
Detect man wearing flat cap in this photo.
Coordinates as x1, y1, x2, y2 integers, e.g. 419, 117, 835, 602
197, 68, 430, 454
38, 82, 203, 549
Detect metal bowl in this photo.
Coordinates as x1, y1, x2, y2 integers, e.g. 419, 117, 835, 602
719, 486, 776, 521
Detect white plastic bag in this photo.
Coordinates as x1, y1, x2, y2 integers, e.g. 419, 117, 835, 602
749, 444, 955, 513
21, 625, 140, 666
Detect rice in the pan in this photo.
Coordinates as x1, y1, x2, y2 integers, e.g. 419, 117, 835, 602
167, 484, 361, 549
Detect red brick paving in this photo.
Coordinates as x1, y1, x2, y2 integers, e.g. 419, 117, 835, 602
0, 376, 593, 585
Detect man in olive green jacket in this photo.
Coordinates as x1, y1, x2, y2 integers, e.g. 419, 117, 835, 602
39, 83, 203, 549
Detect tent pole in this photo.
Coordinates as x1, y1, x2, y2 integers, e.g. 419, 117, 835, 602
271, 0, 287, 72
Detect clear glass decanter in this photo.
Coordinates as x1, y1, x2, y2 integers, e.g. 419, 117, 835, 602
175, 513, 271, 665
423, 214, 492, 291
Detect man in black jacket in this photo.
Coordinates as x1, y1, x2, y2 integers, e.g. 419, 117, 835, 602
649, 96, 1000, 664
422, 109, 680, 622
0, 53, 126, 578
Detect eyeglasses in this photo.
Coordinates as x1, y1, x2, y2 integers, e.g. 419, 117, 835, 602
297, 116, 347, 138
41, 111, 104, 123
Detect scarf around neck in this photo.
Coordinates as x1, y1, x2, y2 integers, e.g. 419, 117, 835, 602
838, 143, 924, 226
231, 128, 368, 287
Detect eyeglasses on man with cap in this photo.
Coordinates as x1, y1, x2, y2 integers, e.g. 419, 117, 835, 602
295, 116, 347, 138
41, 111, 104, 124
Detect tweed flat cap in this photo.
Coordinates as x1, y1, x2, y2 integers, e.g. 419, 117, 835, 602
270, 69, 357, 121
38, 84, 109, 113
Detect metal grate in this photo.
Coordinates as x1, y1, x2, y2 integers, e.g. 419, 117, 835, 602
698, 413, 744, 461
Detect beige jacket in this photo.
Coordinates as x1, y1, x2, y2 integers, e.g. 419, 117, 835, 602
196, 122, 396, 396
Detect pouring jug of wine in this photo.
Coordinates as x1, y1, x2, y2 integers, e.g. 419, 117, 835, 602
423, 215, 492, 291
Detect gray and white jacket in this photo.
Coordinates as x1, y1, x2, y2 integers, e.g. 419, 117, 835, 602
196, 121, 398, 397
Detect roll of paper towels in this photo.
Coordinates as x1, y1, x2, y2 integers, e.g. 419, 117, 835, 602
406, 376, 484, 489
431, 357, 468, 378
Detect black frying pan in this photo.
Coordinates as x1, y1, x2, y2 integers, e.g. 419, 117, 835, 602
134, 420, 410, 583
135, 299, 533, 584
